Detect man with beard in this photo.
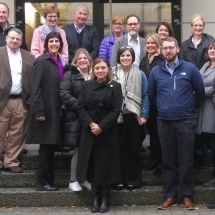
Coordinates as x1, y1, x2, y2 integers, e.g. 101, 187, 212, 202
110, 14, 145, 67
148, 37, 205, 210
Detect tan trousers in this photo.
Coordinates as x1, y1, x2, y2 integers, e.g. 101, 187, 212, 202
0, 98, 28, 168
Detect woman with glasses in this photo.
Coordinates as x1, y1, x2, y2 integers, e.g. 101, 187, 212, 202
99, 15, 125, 62
59, 48, 92, 192
139, 33, 164, 173
155, 21, 174, 41
31, 5, 68, 63
112, 46, 149, 191
180, 14, 214, 169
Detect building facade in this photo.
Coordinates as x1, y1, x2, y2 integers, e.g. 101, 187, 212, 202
4, 0, 215, 50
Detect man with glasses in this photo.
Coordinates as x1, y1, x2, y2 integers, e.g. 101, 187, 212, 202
110, 14, 145, 67
63, 4, 100, 63
0, 2, 27, 50
0, 28, 34, 173
148, 37, 205, 210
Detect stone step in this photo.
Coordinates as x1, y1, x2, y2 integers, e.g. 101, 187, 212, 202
18, 150, 214, 170
0, 168, 213, 188
0, 186, 214, 207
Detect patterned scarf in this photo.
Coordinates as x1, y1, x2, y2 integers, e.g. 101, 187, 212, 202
112, 64, 142, 123
39, 22, 60, 41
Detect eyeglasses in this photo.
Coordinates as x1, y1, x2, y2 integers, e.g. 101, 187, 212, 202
7, 35, 22, 42
113, 23, 124, 26
127, 23, 139, 26
119, 46, 133, 50
47, 15, 58, 19
162, 46, 175, 51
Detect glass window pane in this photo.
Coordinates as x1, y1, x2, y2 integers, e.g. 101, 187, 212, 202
25, 2, 93, 49
104, 3, 171, 38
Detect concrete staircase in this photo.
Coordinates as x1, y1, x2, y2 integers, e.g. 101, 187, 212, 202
0, 150, 214, 207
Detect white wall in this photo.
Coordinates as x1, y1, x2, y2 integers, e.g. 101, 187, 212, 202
1, 0, 15, 25
181, 0, 215, 41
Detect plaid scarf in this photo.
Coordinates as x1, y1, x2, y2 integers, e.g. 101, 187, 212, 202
39, 22, 60, 41
112, 64, 142, 123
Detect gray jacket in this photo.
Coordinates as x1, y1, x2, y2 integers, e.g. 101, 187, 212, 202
196, 61, 215, 134
110, 33, 145, 67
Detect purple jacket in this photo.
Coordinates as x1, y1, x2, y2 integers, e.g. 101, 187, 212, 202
99, 32, 125, 62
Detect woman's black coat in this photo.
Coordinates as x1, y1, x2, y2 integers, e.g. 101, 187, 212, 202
77, 79, 123, 186
59, 66, 85, 148
179, 33, 214, 69
139, 54, 164, 79
26, 53, 63, 145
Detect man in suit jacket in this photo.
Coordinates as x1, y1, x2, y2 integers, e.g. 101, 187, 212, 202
110, 14, 145, 67
63, 4, 100, 63
0, 28, 34, 173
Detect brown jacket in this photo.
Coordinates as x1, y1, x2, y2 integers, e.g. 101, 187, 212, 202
0, 46, 35, 112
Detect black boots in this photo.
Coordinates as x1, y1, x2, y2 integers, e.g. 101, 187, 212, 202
99, 185, 111, 213
91, 186, 100, 213
91, 185, 111, 213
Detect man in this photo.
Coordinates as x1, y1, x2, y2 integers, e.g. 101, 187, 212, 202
0, 28, 34, 173
110, 14, 145, 67
63, 4, 100, 63
148, 37, 205, 210
0, 2, 27, 50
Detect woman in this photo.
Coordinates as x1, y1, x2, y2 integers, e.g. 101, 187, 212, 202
59, 48, 92, 192
155, 21, 174, 40
180, 14, 214, 168
180, 14, 214, 70
112, 46, 149, 190
77, 57, 122, 213
139, 33, 164, 172
196, 40, 215, 187
31, 5, 68, 63
99, 15, 125, 62
26, 32, 66, 191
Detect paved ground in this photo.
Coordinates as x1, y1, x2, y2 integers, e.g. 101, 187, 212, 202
0, 205, 214, 214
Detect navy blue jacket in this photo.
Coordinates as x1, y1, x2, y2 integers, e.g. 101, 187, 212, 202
148, 58, 205, 120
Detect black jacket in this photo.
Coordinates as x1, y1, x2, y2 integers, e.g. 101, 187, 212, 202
139, 54, 165, 79
0, 22, 28, 50
179, 33, 214, 69
59, 66, 85, 148
63, 24, 100, 63
77, 79, 122, 185
26, 53, 64, 145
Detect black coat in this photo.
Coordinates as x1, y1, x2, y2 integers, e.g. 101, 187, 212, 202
179, 33, 214, 69
26, 54, 64, 145
59, 66, 85, 148
63, 24, 100, 63
77, 79, 123, 185
139, 54, 164, 79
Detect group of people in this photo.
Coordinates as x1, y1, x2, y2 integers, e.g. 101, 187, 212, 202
1, 1, 215, 213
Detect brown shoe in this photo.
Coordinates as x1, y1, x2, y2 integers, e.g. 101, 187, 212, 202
4, 166, 23, 173
158, 198, 178, 210
182, 197, 194, 210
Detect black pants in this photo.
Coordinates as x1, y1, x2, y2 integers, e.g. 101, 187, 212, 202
194, 133, 208, 167
118, 114, 142, 187
157, 119, 196, 199
36, 144, 57, 185
146, 107, 162, 163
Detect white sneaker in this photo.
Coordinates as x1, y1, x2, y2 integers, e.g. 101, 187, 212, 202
68, 181, 83, 192
80, 180, 91, 191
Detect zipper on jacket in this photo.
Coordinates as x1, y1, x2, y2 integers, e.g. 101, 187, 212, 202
174, 76, 176, 90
